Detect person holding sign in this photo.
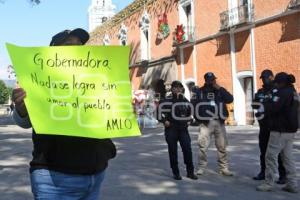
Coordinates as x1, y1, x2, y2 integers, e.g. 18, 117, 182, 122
12, 28, 117, 200
158, 81, 198, 180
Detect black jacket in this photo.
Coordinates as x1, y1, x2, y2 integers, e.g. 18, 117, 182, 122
158, 93, 192, 127
264, 85, 299, 133
191, 85, 233, 124
252, 84, 274, 125
30, 130, 117, 175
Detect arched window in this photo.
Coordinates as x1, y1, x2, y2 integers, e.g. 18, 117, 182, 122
103, 33, 110, 46
118, 23, 128, 46
139, 11, 151, 61
139, 11, 150, 32
178, 0, 195, 42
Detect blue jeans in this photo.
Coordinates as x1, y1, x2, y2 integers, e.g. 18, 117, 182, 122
30, 169, 106, 200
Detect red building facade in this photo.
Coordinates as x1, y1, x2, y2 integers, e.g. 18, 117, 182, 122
88, 0, 300, 125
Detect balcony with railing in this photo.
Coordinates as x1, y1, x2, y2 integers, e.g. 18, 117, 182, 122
220, 4, 254, 31
288, 0, 300, 9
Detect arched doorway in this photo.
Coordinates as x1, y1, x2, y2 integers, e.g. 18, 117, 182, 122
243, 76, 254, 125
236, 71, 255, 125
184, 78, 196, 100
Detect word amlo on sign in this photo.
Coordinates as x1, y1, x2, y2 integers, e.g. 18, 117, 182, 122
33, 51, 110, 70
106, 118, 132, 131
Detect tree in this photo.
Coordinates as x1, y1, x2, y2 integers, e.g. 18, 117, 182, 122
0, 80, 9, 104
7, 87, 13, 100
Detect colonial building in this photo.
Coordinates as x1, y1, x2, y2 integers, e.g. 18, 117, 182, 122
88, 0, 116, 32
88, 0, 300, 125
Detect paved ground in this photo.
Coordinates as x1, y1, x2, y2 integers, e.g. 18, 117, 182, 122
0, 122, 300, 200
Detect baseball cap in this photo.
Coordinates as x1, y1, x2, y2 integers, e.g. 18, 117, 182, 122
171, 80, 184, 88
260, 69, 273, 79
50, 28, 90, 46
204, 72, 217, 82
274, 72, 289, 84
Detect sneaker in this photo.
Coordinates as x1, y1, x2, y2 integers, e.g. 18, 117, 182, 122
256, 183, 273, 192
253, 172, 265, 181
196, 168, 205, 175
282, 185, 298, 193
173, 174, 182, 180
219, 169, 234, 176
187, 173, 198, 180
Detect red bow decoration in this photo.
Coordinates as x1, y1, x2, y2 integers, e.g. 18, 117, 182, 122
175, 25, 185, 43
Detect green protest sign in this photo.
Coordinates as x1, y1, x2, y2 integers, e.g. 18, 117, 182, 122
6, 43, 141, 139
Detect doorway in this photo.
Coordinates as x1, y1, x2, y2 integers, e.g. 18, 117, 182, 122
243, 77, 254, 125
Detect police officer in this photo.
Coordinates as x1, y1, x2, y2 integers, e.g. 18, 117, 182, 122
158, 81, 198, 180
257, 72, 299, 193
252, 70, 286, 184
192, 72, 234, 176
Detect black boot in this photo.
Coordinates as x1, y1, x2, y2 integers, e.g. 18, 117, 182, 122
276, 177, 287, 185
187, 173, 198, 180
173, 174, 182, 180
253, 172, 265, 180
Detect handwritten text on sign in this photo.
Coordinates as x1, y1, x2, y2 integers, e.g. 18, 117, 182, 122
6, 43, 141, 139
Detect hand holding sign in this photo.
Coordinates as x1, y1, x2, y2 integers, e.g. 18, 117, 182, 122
12, 88, 28, 117
6, 43, 141, 139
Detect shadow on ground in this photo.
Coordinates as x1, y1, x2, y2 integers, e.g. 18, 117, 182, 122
0, 126, 32, 200
0, 125, 299, 200
102, 126, 300, 200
